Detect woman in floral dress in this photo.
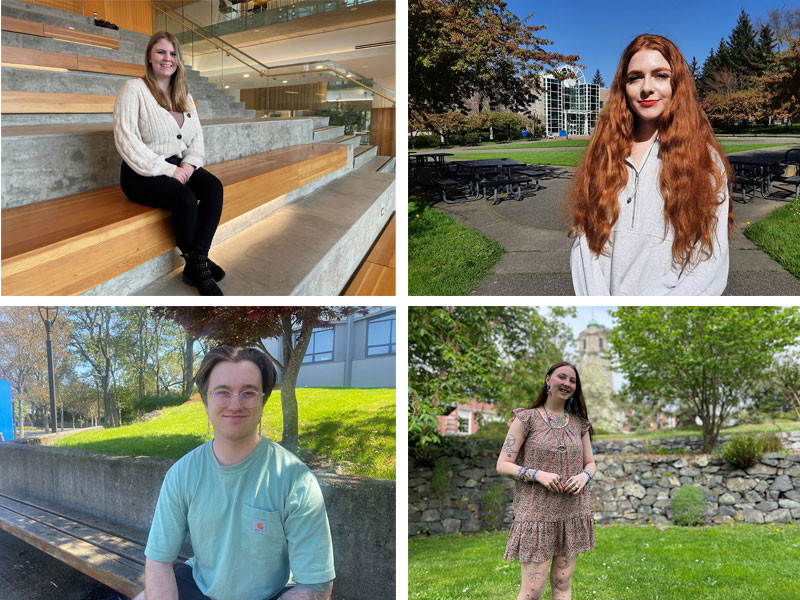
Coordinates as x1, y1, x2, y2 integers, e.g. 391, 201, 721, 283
496, 361, 596, 600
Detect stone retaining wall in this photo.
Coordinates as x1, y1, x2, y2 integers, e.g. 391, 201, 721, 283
408, 438, 800, 536
592, 430, 800, 455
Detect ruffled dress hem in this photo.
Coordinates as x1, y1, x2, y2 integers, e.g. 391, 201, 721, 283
504, 515, 595, 563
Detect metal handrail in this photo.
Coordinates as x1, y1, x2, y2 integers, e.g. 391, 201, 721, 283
150, 1, 395, 105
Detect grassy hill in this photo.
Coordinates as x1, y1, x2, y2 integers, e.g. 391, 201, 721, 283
55, 388, 395, 479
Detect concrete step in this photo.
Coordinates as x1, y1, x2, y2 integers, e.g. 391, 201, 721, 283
131, 169, 396, 296
329, 134, 362, 147
2, 65, 133, 95
360, 155, 396, 174
2, 31, 139, 63
1, 118, 323, 208
353, 145, 378, 169
313, 125, 345, 142
2, 0, 120, 36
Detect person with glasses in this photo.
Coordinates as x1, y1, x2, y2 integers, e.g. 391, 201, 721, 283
133, 346, 335, 600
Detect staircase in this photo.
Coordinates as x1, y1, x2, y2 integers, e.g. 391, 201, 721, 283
0, 0, 395, 296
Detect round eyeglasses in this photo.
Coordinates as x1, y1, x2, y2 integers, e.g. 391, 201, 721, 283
209, 390, 264, 407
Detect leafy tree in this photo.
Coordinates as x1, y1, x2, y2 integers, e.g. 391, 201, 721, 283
69, 307, 119, 427
702, 88, 763, 126
409, 0, 581, 113
759, 37, 800, 121
757, 5, 800, 50
591, 68, 605, 87
408, 306, 575, 447
608, 307, 800, 453
157, 307, 366, 452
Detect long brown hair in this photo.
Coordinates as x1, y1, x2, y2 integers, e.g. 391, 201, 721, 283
142, 31, 193, 113
567, 34, 733, 270
527, 361, 593, 439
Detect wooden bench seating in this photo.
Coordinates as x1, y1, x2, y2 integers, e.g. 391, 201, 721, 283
1, 144, 348, 295
2, 44, 144, 77
2, 15, 119, 49
1, 89, 118, 113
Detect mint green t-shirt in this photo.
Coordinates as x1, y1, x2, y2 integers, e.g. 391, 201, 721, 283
145, 437, 335, 600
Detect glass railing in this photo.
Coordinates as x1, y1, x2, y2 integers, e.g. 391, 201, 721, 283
150, 0, 394, 129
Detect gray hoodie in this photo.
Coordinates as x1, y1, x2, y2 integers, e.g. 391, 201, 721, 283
570, 137, 729, 296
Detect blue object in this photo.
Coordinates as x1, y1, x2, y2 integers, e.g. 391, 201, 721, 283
521, 129, 527, 138
559, 129, 567, 137
0, 378, 13, 441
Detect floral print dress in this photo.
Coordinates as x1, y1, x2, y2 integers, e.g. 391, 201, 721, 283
504, 407, 595, 563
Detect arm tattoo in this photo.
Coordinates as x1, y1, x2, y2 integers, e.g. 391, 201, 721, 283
502, 434, 517, 458
278, 581, 333, 600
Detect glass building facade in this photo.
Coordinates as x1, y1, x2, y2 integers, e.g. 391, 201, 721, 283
541, 70, 599, 136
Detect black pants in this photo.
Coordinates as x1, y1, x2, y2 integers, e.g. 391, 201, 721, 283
172, 563, 293, 600
120, 156, 223, 255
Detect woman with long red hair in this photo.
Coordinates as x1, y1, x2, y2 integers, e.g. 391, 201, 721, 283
568, 34, 732, 295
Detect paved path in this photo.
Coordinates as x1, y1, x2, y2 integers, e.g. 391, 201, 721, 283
431, 149, 800, 296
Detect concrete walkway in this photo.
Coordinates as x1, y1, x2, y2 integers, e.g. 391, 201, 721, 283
433, 148, 800, 296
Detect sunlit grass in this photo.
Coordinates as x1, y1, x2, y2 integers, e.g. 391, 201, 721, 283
409, 523, 800, 599
744, 200, 800, 279
55, 388, 395, 479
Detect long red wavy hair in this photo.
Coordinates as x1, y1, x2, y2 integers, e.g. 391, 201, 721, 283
567, 34, 733, 269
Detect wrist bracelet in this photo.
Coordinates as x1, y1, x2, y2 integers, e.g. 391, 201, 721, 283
580, 469, 592, 482
517, 466, 526, 481
529, 468, 539, 484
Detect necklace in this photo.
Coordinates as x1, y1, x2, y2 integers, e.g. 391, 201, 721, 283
543, 406, 568, 452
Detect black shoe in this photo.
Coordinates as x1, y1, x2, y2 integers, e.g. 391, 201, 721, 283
207, 257, 226, 282
182, 252, 224, 296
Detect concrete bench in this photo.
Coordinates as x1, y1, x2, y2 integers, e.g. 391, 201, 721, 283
1, 143, 348, 295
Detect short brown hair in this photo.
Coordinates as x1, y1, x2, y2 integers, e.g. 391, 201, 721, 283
195, 346, 277, 405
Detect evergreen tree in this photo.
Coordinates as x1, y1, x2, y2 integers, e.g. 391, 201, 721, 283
714, 37, 733, 73
688, 56, 700, 86
756, 24, 778, 76
698, 47, 717, 96
727, 9, 761, 77
591, 68, 605, 87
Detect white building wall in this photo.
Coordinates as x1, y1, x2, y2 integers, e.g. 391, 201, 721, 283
350, 355, 396, 388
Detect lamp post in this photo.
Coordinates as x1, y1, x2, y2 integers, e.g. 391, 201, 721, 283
38, 306, 59, 434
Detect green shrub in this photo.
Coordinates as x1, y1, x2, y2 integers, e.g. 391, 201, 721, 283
447, 134, 464, 147
723, 433, 763, 468
122, 392, 189, 422
476, 482, 508, 531
431, 457, 452, 500
463, 132, 482, 146
410, 134, 440, 149
646, 441, 687, 455
758, 432, 783, 453
671, 484, 707, 526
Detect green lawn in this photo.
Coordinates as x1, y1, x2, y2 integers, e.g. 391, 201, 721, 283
477, 139, 591, 149
409, 524, 800, 600
409, 196, 503, 295
715, 124, 800, 136
55, 388, 396, 479
474, 420, 800, 444
451, 144, 791, 168
743, 200, 800, 279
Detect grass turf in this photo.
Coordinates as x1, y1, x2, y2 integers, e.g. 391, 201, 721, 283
474, 420, 800, 443
408, 196, 503, 295
55, 388, 396, 479
409, 524, 800, 600
743, 200, 800, 279
451, 144, 791, 168
477, 140, 591, 149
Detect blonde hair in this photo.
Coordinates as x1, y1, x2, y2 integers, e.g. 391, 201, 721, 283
142, 31, 193, 113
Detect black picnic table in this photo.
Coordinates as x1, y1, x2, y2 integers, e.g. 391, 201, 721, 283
728, 151, 798, 202
444, 158, 544, 204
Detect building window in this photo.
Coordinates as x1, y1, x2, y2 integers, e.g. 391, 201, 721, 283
298, 327, 334, 363
366, 314, 396, 356
458, 410, 470, 433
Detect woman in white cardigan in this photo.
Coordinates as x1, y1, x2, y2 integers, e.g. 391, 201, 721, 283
114, 31, 224, 295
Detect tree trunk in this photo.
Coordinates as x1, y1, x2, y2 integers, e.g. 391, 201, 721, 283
183, 331, 195, 397
278, 313, 314, 453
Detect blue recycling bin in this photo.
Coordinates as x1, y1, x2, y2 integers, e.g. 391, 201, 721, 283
559, 129, 567, 137
0, 378, 13, 441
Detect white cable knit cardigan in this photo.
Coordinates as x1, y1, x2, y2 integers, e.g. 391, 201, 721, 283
113, 77, 204, 178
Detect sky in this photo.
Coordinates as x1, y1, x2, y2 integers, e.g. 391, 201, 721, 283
503, 0, 794, 85
562, 306, 624, 390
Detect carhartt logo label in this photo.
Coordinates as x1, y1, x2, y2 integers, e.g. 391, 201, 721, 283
253, 520, 265, 533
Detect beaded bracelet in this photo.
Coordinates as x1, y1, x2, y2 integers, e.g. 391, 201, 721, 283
528, 468, 540, 484
517, 466, 526, 481
580, 469, 593, 482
